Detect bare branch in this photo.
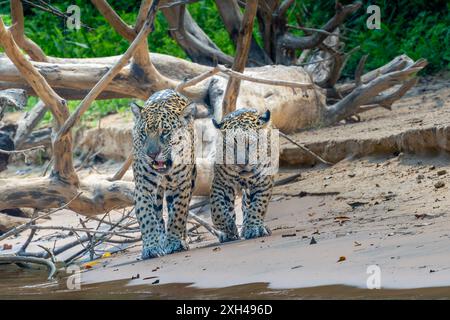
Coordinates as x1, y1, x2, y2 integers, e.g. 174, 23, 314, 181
277, 0, 295, 17
91, 0, 136, 41
175, 66, 220, 92
163, 4, 234, 65
189, 211, 221, 238
0, 256, 56, 280
287, 25, 349, 41
160, 0, 200, 9
278, 2, 361, 51
324, 45, 360, 88
217, 65, 315, 89
279, 132, 334, 166
323, 59, 427, 125
222, 0, 259, 116
355, 54, 368, 86
18, 210, 38, 253
0, 16, 78, 184
54, 0, 162, 143
10, 0, 47, 61
335, 54, 414, 97
366, 78, 419, 109
0, 144, 44, 155
0, 176, 134, 216
215, 0, 270, 65
13, 100, 47, 148
29, 225, 138, 236
107, 153, 134, 181
0, 88, 27, 112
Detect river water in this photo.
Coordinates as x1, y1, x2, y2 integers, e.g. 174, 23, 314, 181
1, 264, 450, 299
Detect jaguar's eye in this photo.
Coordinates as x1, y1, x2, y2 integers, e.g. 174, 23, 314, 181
160, 132, 170, 143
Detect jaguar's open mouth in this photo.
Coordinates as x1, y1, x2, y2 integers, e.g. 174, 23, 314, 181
151, 159, 172, 173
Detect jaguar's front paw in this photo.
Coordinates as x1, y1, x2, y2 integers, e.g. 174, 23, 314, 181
141, 245, 165, 260
241, 224, 271, 240
164, 238, 188, 255
217, 231, 240, 243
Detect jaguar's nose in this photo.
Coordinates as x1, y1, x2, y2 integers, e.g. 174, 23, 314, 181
147, 150, 160, 159
146, 144, 161, 159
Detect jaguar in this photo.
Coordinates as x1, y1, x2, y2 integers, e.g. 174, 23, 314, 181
211, 108, 275, 242
131, 89, 196, 259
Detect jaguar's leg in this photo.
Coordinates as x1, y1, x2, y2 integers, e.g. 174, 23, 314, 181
241, 178, 274, 239
210, 167, 239, 242
134, 170, 165, 259
164, 165, 195, 254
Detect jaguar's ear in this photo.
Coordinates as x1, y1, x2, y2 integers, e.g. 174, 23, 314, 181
181, 103, 197, 122
130, 101, 142, 120
258, 110, 271, 128
212, 118, 222, 129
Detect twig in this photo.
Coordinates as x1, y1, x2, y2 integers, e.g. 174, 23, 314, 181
217, 65, 315, 89
287, 25, 349, 40
79, 219, 95, 260
175, 66, 220, 92
273, 172, 302, 187
0, 255, 56, 280
296, 54, 338, 66
188, 211, 220, 238
279, 132, 334, 165
292, 191, 340, 197
355, 54, 368, 86
159, 0, 200, 9
55, 0, 161, 141
29, 225, 138, 236
187, 221, 202, 234
18, 209, 38, 253
0, 144, 44, 154
107, 153, 133, 181
18, 228, 36, 253
222, 0, 258, 115
64, 207, 135, 264
21, 0, 94, 30
105, 237, 141, 244
36, 245, 56, 264
41, 157, 53, 176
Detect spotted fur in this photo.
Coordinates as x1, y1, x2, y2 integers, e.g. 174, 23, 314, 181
131, 89, 196, 259
211, 108, 274, 242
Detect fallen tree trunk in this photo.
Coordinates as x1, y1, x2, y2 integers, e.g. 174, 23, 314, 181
0, 176, 134, 216
1, 53, 424, 133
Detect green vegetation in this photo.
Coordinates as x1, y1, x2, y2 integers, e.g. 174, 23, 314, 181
0, 0, 448, 124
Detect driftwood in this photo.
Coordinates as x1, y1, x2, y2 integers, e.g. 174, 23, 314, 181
0, 256, 56, 280
0, 89, 27, 119
0, 0, 426, 218
222, 0, 259, 116
13, 100, 47, 148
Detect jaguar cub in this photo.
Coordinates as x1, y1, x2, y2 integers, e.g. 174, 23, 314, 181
131, 89, 196, 259
211, 108, 275, 242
